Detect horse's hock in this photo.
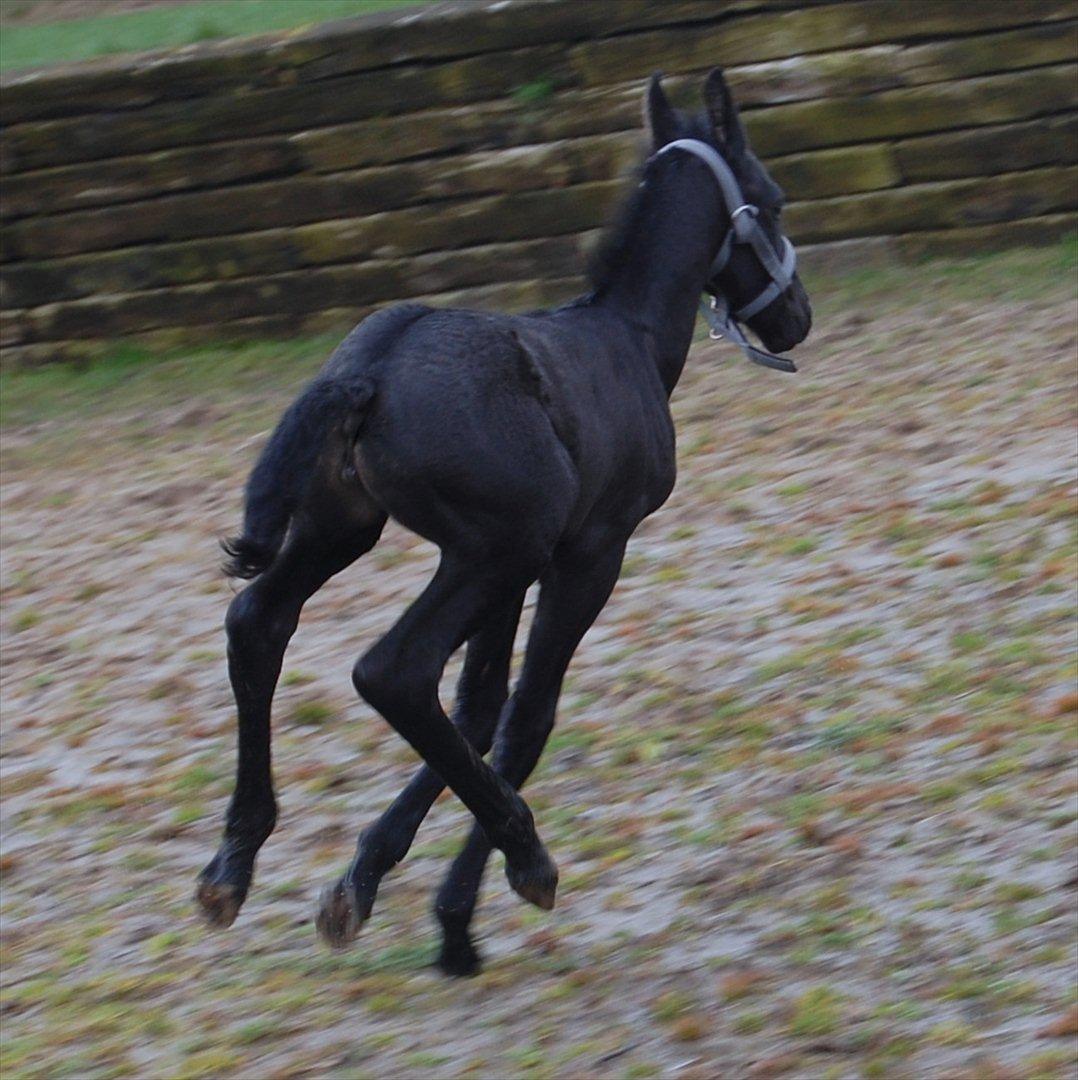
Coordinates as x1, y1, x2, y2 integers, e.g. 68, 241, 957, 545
1, 0, 1075, 368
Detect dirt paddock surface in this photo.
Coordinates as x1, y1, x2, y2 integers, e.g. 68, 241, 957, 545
2, 250, 1076, 1078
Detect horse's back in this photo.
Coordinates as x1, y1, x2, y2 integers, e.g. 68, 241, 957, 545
350, 306, 580, 559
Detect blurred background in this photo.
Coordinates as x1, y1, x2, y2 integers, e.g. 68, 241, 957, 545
1, 2, 1076, 1078
1, 0, 1074, 364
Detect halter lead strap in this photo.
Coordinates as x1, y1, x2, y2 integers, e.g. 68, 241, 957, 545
652, 138, 798, 373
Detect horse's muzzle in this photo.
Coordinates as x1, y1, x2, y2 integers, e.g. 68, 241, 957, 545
755, 279, 812, 355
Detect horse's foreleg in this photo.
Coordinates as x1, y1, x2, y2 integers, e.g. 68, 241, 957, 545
316, 591, 525, 948
343, 552, 559, 915
196, 521, 383, 928
434, 538, 626, 975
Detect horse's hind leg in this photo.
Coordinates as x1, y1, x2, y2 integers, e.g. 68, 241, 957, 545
317, 590, 525, 947
196, 513, 385, 928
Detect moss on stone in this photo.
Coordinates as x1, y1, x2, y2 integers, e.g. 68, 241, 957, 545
1, 140, 302, 219
895, 119, 1072, 184
893, 213, 1078, 261
786, 167, 1078, 243
747, 65, 1078, 157
771, 144, 900, 200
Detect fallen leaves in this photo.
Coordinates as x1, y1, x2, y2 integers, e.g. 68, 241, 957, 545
1051, 692, 1078, 717
1036, 1007, 1078, 1040
1, 250, 1076, 1079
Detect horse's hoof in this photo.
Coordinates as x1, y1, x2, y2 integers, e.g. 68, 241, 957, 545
437, 933, 482, 977
195, 877, 242, 928
315, 881, 363, 949
505, 846, 558, 911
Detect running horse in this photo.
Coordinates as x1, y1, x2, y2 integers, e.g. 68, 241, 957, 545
196, 69, 812, 975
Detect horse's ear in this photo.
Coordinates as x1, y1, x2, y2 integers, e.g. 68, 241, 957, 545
643, 73, 678, 149
703, 68, 745, 156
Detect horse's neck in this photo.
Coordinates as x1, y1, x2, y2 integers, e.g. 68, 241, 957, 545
600, 169, 723, 395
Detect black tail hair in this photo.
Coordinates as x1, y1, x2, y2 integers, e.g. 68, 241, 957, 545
222, 377, 372, 578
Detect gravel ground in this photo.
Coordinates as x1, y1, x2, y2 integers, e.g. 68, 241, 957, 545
2, 249, 1076, 1079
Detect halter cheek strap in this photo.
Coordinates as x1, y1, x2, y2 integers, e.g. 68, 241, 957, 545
652, 138, 799, 374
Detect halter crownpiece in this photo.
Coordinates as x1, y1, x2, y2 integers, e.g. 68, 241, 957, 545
652, 138, 799, 373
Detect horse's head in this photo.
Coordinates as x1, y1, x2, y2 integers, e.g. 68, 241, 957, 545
645, 70, 812, 356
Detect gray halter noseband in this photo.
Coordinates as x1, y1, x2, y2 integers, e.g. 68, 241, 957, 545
653, 138, 799, 373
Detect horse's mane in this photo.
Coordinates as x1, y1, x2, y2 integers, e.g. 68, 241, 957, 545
586, 116, 716, 295
585, 159, 652, 295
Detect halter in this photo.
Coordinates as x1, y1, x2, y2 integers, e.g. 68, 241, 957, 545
652, 138, 799, 373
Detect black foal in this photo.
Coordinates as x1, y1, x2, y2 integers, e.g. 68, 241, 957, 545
197, 69, 812, 975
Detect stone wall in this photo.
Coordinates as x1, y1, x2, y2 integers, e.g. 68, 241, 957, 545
1, 0, 1075, 366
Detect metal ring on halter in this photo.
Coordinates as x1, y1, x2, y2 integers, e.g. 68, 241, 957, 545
730, 203, 759, 240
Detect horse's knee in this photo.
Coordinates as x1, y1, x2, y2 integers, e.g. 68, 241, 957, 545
352, 646, 433, 720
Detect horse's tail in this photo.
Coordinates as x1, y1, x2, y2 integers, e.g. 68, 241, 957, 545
221, 376, 373, 579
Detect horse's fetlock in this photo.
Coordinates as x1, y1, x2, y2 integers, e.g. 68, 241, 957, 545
226, 804, 277, 846
434, 895, 471, 930
487, 798, 537, 858
356, 828, 400, 872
